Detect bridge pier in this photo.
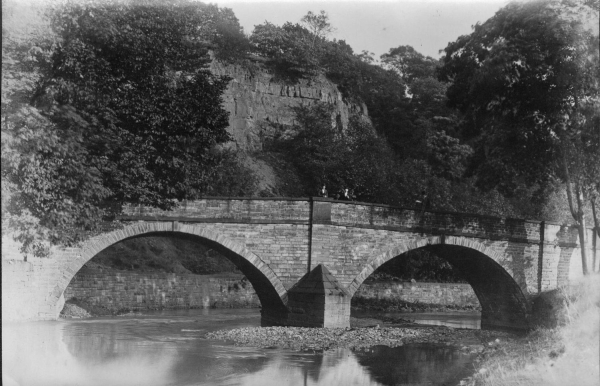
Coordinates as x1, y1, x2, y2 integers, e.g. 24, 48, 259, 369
261, 265, 351, 328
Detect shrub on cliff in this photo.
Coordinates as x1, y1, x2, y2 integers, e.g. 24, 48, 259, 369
267, 103, 401, 203
251, 21, 323, 79
200, 4, 251, 64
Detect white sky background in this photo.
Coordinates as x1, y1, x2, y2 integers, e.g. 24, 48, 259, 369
209, 0, 509, 59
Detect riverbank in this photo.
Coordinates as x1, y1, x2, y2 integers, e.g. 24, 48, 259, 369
62, 267, 479, 316
60, 303, 92, 318
63, 267, 261, 314
351, 297, 481, 313
59, 297, 259, 318
463, 275, 600, 386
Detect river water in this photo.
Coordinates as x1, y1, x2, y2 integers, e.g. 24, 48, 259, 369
352, 311, 482, 330
2, 309, 480, 386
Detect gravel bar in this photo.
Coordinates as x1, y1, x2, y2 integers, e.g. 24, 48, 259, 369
205, 325, 514, 352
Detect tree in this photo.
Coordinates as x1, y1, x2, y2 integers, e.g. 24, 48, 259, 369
250, 11, 337, 79
426, 130, 473, 181
2, 0, 235, 256
381, 45, 438, 84
357, 50, 376, 64
269, 102, 404, 204
300, 10, 335, 39
251, 21, 321, 78
1, 0, 100, 257
300, 10, 335, 46
275, 103, 346, 192
201, 4, 251, 63
342, 114, 399, 203
438, 0, 600, 274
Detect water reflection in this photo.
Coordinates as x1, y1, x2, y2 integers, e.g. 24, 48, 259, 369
2, 309, 477, 386
2, 320, 177, 386
404, 312, 481, 329
356, 345, 475, 386
353, 311, 482, 330
211, 349, 381, 386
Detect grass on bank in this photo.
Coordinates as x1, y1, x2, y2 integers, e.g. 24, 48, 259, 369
467, 274, 600, 386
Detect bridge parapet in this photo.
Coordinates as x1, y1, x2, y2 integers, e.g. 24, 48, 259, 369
121, 198, 311, 222
324, 200, 544, 243
118, 197, 588, 249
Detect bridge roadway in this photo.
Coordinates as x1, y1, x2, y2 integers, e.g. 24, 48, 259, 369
2, 197, 598, 330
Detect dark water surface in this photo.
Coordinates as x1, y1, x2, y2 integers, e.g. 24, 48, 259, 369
2, 309, 478, 386
352, 310, 482, 330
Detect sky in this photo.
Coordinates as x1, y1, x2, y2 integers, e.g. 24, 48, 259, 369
208, 0, 509, 59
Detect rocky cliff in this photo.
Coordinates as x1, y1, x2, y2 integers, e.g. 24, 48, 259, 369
210, 60, 368, 151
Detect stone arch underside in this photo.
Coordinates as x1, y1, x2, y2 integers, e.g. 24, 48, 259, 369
348, 236, 530, 330
59, 222, 288, 314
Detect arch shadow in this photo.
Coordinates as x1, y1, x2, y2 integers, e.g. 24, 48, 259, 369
59, 222, 288, 316
348, 236, 530, 331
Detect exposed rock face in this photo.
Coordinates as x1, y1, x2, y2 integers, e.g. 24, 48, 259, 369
210, 60, 368, 151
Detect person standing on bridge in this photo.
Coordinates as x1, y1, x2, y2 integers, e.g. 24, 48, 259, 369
318, 185, 328, 197
341, 188, 351, 200
416, 190, 429, 216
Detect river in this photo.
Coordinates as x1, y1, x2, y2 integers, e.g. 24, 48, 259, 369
2, 309, 480, 386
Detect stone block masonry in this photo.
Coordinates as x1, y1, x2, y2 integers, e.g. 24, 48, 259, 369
354, 281, 480, 308
63, 267, 260, 312
281, 265, 351, 328
3, 197, 597, 330
63, 267, 474, 315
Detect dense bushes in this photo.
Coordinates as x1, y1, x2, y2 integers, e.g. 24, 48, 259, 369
1, 0, 257, 256
265, 104, 400, 203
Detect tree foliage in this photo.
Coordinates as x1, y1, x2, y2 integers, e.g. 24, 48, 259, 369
251, 21, 323, 79
267, 103, 400, 203
2, 0, 241, 256
201, 5, 251, 63
438, 0, 600, 273
43, 0, 234, 202
2, 0, 100, 256
300, 10, 336, 41
381, 45, 438, 83
267, 102, 524, 219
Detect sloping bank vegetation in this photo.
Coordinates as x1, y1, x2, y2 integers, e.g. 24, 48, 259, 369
467, 275, 600, 386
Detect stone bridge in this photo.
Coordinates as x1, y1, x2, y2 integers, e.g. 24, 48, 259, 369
3, 198, 598, 330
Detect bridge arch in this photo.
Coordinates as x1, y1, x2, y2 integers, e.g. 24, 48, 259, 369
59, 221, 288, 313
347, 235, 530, 330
